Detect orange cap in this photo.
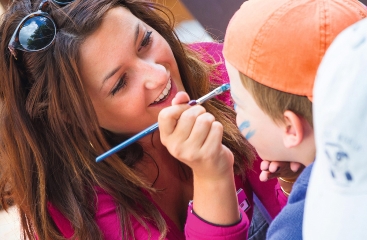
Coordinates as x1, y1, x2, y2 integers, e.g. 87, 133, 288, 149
223, 0, 367, 101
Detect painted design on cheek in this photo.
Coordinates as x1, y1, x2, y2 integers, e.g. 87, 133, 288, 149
245, 130, 256, 140
238, 120, 256, 140
238, 121, 250, 132
234, 103, 237, 111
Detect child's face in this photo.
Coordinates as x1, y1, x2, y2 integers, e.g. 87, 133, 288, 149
226, 61, 287, 161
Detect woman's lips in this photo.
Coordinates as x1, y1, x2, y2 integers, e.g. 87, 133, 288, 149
153, 79, 172, 103
149, 78, 176, 107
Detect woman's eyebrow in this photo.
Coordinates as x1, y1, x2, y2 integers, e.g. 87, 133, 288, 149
102, 67, 120, 85
134, 23, 140, 45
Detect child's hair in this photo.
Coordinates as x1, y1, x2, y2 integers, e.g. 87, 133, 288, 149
240, 73, 313, 127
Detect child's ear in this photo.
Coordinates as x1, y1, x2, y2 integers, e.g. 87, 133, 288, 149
282, 110, 303, 148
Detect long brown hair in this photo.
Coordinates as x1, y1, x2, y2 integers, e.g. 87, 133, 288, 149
0, 0, 254, 239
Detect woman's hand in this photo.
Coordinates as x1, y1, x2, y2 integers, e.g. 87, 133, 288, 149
158, 91, 234, 181
158, 91, 240, 225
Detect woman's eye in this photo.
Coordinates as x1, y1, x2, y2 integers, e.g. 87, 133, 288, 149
138, 31, 152, 51
110, 73, 127, 96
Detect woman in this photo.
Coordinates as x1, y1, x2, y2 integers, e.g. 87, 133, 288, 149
0, 0, 286, 239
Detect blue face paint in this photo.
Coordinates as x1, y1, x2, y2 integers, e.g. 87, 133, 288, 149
238, 120, 255, 139
234, 103, 238, 111
245, 130, 256, 140
238, 121, 250, 132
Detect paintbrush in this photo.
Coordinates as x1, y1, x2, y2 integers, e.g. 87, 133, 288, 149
96, 83, 231, 162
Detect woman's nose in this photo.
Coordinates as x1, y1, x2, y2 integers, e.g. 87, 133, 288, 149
140, 61, 168, 90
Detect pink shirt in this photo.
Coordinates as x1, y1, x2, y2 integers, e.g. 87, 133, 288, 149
48, 42, 286, 239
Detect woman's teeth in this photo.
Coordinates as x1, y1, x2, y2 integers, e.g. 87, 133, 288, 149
154, 79, 172, 103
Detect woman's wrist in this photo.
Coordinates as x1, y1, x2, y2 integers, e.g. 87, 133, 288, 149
193, 171, 240, 225
280, 185, 290, 197
278, 177, 295, 183
189, 201, 242, 227
277, 177, 296, 197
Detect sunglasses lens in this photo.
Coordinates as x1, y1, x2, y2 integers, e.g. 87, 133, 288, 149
19, 15, 56, 51
52, 0, 74, 5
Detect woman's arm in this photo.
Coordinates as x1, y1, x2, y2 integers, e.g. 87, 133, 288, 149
158, 92, 240, 224
159, 92, 249, 239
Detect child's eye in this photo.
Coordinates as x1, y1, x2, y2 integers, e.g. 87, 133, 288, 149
110, 73, 127, 96
138, 31, 152, 51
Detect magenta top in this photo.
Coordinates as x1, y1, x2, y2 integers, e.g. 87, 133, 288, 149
48, 42, 287, 239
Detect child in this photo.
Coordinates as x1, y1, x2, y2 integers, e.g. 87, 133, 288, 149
223, 0, 367, 238
304, 17, 367, 240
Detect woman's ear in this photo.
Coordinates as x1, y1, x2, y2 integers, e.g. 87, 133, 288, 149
282, 110, 303, 148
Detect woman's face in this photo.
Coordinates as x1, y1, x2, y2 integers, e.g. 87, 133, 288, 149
79, 7, 184, 135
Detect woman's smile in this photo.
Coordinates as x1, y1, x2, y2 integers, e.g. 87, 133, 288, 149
149, 77, 178, 108
153, 78, 172, 103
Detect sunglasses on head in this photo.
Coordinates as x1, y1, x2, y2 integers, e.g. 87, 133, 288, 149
8, 0, 74, 59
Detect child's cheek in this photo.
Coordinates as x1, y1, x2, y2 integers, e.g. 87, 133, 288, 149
233, 103, 238, 112
238, 120, 250, 132
236, 112, 256, 140
236, 114, 248, 131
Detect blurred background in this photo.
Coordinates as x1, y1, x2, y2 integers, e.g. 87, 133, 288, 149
0, 0, 248, 43
3, 0, 366, 41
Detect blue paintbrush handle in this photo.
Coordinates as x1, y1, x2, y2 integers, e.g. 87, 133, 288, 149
96, 83, 230, 162
96, 123, 159, 162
